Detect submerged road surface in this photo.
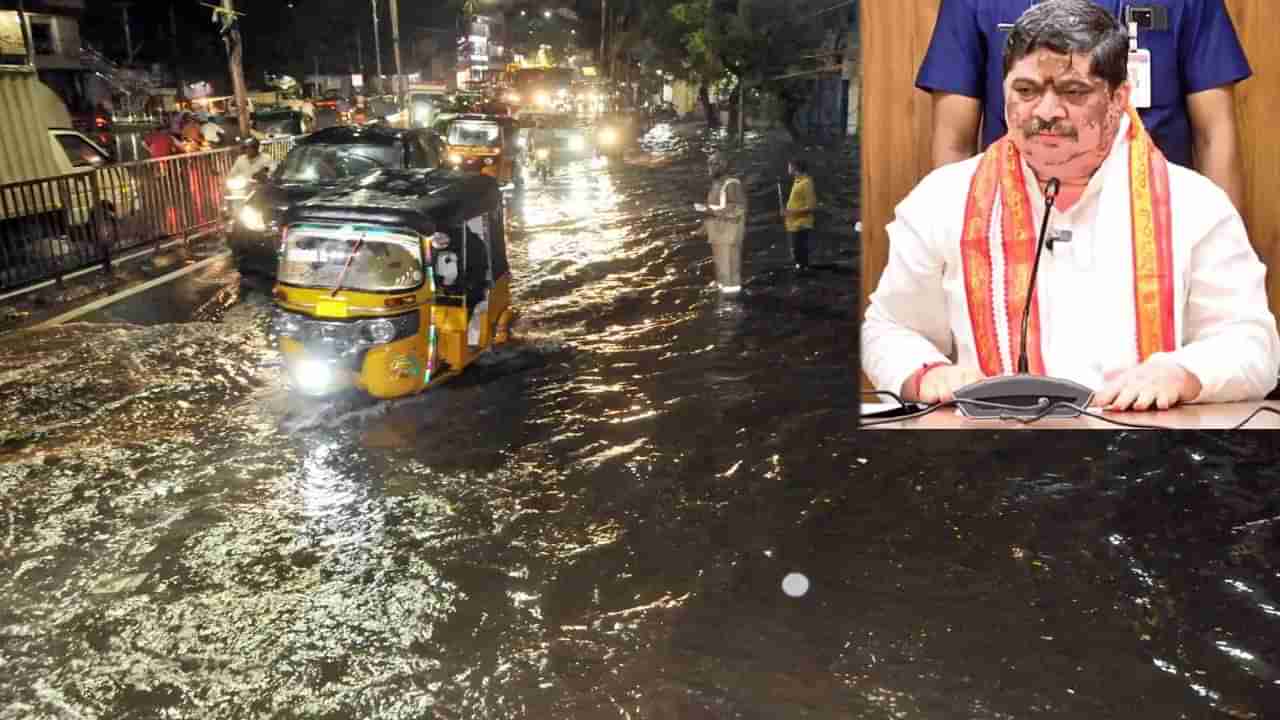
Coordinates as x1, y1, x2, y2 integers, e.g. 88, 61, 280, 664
2, 125, 1279, 719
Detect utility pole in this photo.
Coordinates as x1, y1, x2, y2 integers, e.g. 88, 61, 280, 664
114, 2, 136, 64
370, 0, 383, 94
170, 4, 186, 102
600, 0, 607, 76
390, 0, 404, 123
215, 0, 251, 138
16, 0, 33, 67
356, 29, 364, 84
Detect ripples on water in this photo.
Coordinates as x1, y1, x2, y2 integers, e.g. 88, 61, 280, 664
2, 125, 1278, 718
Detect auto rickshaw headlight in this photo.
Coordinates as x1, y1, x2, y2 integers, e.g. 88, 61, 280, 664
239, 205, 267, 232
294, 357, 336, 395
449, 153, 463, 165
429, 232, 451, 250
360, 318, 397, 345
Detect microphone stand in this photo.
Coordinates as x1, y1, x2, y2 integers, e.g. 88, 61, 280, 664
952, 178, 1095, 419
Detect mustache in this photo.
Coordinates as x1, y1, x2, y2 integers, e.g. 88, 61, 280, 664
1022, 119, 1077, 138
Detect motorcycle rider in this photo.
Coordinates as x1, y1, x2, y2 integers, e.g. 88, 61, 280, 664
228, 138, 274, 182
528, 118, 553, 178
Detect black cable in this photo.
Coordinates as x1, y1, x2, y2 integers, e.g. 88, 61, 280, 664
859, 396, 1280, 430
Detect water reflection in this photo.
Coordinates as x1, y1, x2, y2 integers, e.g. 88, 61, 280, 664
3, 124, 1279, 718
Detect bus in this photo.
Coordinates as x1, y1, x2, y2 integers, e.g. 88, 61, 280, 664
509, 67, 576, 111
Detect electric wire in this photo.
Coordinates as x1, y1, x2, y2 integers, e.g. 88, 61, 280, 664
859, 391, 1279, 430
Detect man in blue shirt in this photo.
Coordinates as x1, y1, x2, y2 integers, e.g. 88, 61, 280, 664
917, 0, 1250, 210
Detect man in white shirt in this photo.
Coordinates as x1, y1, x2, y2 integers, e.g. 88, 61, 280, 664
227, 138, 274, 181
862, 0, 1279, 412
199, 114, 225, 147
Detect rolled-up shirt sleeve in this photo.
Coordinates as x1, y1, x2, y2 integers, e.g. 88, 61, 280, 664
862, 178, 957, 396
1159, 202, 1280, 403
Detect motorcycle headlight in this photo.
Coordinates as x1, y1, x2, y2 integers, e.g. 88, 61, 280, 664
568, 136, 585, 152
360, 318, 397, 344
226, 176, 249, 192
429, 232, 451, 250
239, 205, 267, 232
449, 153, 463, 165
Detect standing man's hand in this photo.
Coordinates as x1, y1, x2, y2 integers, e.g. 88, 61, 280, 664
1093, 358, 1203, 412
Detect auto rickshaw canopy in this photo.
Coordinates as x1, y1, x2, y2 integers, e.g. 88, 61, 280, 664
283, 168, 509, 280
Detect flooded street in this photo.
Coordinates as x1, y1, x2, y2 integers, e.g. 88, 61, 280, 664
2, 125, 1279, 719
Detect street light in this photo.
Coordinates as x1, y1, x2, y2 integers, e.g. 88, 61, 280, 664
544, 10, 552, 18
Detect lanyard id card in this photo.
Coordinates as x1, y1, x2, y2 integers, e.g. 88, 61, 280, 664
1127, 20, 1152, 109
1129, 49, 1152, 108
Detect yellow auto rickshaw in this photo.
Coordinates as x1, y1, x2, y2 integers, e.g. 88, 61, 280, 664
442, 114, 520, 186
271, 168, 515, 399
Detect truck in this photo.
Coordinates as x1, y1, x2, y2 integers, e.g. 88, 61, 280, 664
1, 68, 139, 283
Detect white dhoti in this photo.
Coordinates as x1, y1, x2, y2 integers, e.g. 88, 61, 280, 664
708, 220, 744, 288
706, 176, 746, 291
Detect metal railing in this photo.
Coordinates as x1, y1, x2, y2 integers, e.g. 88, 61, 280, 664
0, 137, 294, 293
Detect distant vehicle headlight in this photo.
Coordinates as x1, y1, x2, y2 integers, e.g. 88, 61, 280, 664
535, 148, 550, 160
599, 128, 618, 145
568, 136, 585, 152
517, 136, 527, 147
483, 157, 494, 166
506, 93, 521, 103
239, 205, 267, 231
535, 92, 550, 106
360, 318, 397, 344
449, 153, 463, 165
226, 176, 249, 191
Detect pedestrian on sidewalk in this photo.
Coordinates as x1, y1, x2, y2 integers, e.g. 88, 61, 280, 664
697, 151, 747, 293
782, 157, 817, 271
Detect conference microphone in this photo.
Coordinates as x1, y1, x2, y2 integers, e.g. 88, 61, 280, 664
952, 178, 1095, 419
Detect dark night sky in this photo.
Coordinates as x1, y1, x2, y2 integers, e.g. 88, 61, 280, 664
80, 1, 599, 92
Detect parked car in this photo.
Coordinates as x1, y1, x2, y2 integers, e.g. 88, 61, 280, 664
225, 124, 447, 276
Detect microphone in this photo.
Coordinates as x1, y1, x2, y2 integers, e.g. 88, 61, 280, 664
952, 177, 1095, 419
1017, 178, 1059, 374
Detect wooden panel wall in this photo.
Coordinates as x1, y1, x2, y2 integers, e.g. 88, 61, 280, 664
859, 0, 1280, 390
1227, 0, 1280, 330
858, 0, 941, 388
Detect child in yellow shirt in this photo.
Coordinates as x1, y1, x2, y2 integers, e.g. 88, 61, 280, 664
782, 158, 816, 271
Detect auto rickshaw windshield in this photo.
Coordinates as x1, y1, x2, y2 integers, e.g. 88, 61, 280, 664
278, 226, 425, 293
447, 121, 501, 148
277, 145, 402, 183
